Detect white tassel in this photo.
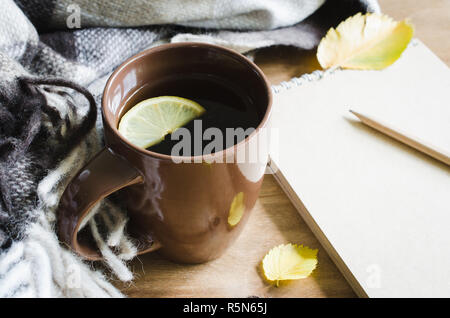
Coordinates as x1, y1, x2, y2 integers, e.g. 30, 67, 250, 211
89, 218, 133, 282
24, 241, 53, 297
0, 242, 24, 275
0, 260, 33, 298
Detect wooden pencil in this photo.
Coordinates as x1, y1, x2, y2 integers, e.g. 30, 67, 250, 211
349, 110, 450, 166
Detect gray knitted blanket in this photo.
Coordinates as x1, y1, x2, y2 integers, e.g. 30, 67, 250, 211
0, 0, 378, 297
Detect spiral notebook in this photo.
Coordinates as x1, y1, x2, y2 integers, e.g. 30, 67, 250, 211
269, 40, 450, 297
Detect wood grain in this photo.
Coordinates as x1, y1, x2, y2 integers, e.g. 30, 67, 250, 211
117, 175, 355, 298
116, 0, 449, 297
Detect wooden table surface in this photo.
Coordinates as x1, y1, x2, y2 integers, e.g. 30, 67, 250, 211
115, 0, 450, 297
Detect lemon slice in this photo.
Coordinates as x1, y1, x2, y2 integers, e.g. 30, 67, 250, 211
118, 96, 205, 149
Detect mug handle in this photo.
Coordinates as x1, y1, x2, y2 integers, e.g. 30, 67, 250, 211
57, 147, 161, 260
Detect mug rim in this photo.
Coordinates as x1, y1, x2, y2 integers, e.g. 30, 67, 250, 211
102, 42, 273, 162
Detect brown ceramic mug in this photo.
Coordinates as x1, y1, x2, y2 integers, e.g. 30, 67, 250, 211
57, 43, 272, 264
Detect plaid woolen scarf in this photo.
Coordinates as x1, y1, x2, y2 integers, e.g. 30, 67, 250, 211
0, 0, 378, 297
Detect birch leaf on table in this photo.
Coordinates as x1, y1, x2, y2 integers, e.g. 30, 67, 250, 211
317, 13, 414, 70
262, 243, 318, 286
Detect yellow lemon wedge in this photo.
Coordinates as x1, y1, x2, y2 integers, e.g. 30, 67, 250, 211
118, 96, 205, 149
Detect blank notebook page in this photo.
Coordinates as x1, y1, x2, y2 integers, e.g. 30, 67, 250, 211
270, 40, 450, 297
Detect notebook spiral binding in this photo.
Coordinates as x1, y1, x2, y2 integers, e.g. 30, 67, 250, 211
271, 39, 419, 95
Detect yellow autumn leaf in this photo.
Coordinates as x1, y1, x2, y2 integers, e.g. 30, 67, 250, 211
262, 243, 318, 286
228, 192, 245, 226
317, 13, 414, 70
